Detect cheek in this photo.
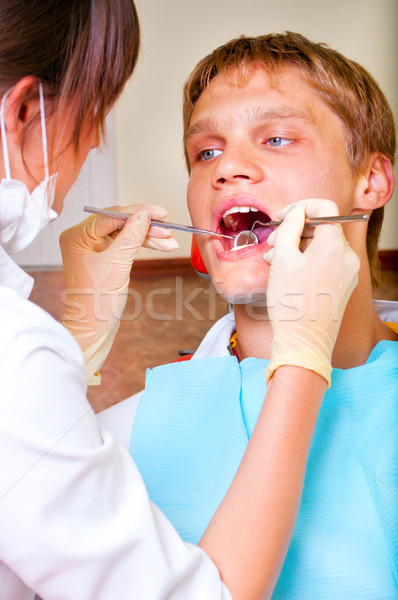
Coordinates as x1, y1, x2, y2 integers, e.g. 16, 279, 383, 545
303, 146, 353, 197
187, 179, 203, 224
308, 171, 355, 212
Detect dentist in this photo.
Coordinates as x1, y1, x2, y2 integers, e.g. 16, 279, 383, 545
0, 2, 359, 599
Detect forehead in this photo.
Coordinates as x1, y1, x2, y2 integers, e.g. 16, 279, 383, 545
187, 65, 332, 136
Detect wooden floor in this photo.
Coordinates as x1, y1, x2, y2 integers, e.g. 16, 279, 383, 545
29, 270, 228, 412
29, 263, 398, 413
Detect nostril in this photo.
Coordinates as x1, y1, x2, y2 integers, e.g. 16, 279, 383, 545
217, 174, 250, 184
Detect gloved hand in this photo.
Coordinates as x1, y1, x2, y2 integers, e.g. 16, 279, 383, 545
264, 199, 360, 387
60, 205, 179, 385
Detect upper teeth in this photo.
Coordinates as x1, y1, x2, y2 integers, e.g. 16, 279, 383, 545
222, 206, 258, 218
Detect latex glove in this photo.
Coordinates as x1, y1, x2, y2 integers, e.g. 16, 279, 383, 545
60, 205, 179, 385
264, 199, 360, 387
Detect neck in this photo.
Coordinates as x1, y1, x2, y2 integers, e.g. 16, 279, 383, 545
233, 303, 274, 361
330, 257, 397, 368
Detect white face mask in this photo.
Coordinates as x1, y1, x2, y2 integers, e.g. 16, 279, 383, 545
0, 83, 58, 253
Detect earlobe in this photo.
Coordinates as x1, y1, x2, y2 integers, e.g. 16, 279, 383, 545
353, 152, 395, 210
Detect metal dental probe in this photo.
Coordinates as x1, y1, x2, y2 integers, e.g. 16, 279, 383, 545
83, 206, 235, 240
234, 213, 370, 248
251, 213, 370, 230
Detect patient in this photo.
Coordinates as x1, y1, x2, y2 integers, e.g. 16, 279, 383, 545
70, 33, 398, 598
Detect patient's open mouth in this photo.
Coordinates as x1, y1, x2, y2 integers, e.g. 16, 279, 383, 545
219, 206, 273, 251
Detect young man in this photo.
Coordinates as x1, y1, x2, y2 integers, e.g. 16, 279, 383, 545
72, 33, 397, 597
125, 32, 398, 596
176, 33, 398, 594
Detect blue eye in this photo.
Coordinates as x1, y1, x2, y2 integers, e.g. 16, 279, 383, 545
266, 137, 293, 147
201, 149, 222, 161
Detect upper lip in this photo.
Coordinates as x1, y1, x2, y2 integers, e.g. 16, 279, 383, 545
213, 194, 272, 231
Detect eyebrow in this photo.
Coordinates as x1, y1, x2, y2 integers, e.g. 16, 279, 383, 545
185, 106, 315, 141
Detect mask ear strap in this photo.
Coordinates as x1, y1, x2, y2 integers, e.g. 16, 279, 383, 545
38, 82, 49, 181
0, 90, 12, 180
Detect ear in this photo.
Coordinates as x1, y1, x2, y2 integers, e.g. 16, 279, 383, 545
353, 152, 395, 211
2, 76, 40, 146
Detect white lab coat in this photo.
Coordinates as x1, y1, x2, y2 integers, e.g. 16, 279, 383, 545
0, 247, 231, 600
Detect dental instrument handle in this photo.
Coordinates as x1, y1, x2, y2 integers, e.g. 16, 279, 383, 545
268, 214, 370, 227
83, 206, 235, 240
149, 219, 235, 240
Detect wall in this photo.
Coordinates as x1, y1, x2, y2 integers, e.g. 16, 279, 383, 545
114, 0, 398, 260
15, 122, 115, 268
15, 0, 398, 267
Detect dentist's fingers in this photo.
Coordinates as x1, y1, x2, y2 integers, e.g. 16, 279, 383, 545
265, 199, 347, 262
305, 220, 344, 250
268, 198, 342, 249
90, 204, 169, 239
108, 210, 152, 257
266, 204, 305, 249
147, 225, 173, 238
75, 207, 179, 255
143, 236, 180, 251
274, 204, 306, 249
263, 248, 274, 263
118, 203, 169, 220
108, 222, 176, 246
264, 204, 306, 268
266, 229, 276, 248
101, 209, 179, 258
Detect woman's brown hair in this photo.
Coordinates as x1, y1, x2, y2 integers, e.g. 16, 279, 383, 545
0, 0, 140, 148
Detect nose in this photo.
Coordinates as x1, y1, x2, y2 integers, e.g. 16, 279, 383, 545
211, 143, 263, 188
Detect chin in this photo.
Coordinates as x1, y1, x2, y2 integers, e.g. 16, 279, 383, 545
209, 259, 269, 306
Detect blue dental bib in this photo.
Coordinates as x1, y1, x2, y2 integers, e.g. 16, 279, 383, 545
130, 341, 398, 598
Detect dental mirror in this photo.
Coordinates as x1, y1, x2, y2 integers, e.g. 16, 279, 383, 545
233, 230, 259, 248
